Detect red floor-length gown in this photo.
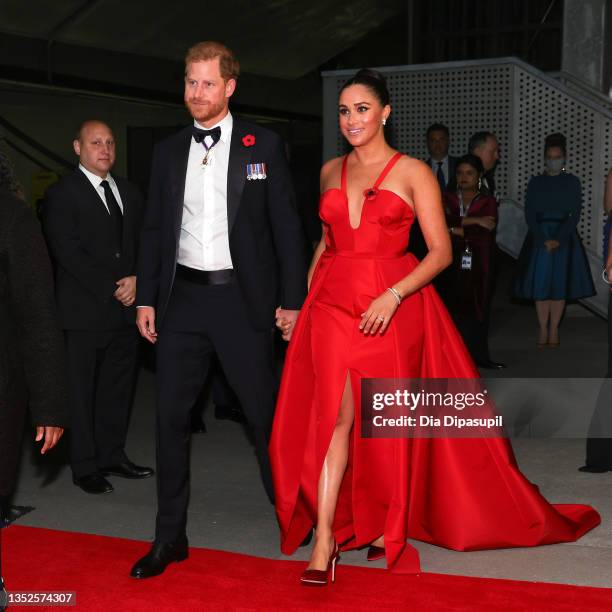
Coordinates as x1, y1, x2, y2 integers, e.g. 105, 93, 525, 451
269, 153, 599, 573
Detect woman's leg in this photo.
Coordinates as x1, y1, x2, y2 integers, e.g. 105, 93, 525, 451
307, 374, 355, 570
548, 299, 565, 344
535, 300, 551, 345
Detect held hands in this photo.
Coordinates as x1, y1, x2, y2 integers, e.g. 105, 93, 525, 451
360, 290, 399, 335
136, 306, 158, 344
114, 276, 136, 306
544, 239, 560, 252
35, 426, 64, 454
275, 307, 300, 341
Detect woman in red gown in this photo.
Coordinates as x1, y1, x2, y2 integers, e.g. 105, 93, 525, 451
269, 69, 599, 585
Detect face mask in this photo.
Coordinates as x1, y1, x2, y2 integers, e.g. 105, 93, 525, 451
545, 158, 565, 173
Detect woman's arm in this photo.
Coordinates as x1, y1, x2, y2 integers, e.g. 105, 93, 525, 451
360, 158, 452, 335
555, 177, 582, 242
605, 169, 612, 216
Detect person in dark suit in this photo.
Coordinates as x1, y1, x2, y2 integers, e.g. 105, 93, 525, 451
0, 152, 67, 604
131, 41, 308, 579
410, 123, 459, 260
41, 121, 153, 496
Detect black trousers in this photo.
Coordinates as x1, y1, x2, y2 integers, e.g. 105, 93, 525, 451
155, 277, 276, 542
65, 328, 139, 478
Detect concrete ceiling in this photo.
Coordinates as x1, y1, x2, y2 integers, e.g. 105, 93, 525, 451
0, 0, 404, 79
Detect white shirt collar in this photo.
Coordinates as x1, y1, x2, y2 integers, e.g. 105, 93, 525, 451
194, 111, 233, 144
431, 156, 448, 165
79, 163, 113, 187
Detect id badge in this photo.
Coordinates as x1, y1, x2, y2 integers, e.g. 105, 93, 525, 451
461, 252, 473, 271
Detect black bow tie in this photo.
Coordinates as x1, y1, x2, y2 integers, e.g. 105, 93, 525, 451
192, 126, 221, 146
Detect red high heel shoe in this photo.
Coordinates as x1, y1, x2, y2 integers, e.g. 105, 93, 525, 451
366, 544, 385, 561
300, 540, 340, 586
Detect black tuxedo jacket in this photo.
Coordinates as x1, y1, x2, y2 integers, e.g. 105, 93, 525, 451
137, 118, 308, 331
42, 169, 143, 330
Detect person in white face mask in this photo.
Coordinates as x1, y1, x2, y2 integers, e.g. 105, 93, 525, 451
514, 133, 595, 348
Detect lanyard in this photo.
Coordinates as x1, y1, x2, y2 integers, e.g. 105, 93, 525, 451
459, 193, 476, 217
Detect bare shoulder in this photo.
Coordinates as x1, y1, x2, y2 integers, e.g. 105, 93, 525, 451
394, 154, 432, 179
320, 156, 344, 191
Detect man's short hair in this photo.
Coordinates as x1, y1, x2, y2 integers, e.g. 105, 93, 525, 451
185, 41, 240, 81
426, 123, 449, 138
468, 131, 495, 153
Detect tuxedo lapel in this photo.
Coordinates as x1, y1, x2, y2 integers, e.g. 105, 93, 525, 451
227, 119, 251, 234
74, 170, 113, 225
172, 128, 192, 240
115, 178, 132, 250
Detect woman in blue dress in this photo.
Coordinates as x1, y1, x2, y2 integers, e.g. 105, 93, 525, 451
514, 133, 595, 347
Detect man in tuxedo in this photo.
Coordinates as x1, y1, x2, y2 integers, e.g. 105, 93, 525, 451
131, 41, 308, 579
410, 123, 459, 260
42, 120, 153, 495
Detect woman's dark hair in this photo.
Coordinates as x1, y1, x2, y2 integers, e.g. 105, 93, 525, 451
456, 153, 484, 175
340, 68, 390, 107
544, 132, 566, 156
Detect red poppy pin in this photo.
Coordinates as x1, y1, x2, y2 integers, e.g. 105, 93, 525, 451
363, 187, 379, 200
242, 134, 256, 147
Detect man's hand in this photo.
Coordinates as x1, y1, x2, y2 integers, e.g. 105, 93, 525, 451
114, 276, 136, 306
35, 426, 64, 454
136, 306, 158, 344
275, 307, 300, 341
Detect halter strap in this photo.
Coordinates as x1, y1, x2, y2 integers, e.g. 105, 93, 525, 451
340, 154, 349, 195
341, 152, 404, 194
373, 152, 404, 189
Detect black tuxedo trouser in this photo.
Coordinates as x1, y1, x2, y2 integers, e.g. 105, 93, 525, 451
154, 277, 276, 542
65, 328, 139, 478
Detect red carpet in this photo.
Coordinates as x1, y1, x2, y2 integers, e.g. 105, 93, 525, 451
3, 525, 612, 611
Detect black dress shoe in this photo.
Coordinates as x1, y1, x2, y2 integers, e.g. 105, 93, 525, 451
101, 461, 154, 479
477, 360, 507, 370
190, 418, 207, 434
130, 538, 188, 579
578, 465, 612, 473
214, 404, 246, 423
73, 473, 113, 494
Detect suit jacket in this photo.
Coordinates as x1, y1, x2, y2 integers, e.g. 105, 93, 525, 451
426, 155, 459, 191
137, 118, 308, 331
0, 191, 67, 495
41, 169, 144, 330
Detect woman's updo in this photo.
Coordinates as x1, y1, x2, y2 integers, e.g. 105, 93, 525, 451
340, 68, 390, 107
456, 153, 484, 175
544, 133, 567, 156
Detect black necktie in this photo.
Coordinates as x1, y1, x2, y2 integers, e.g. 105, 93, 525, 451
436, 161, 446, 192
100, 179, 123, 246
192, 126, 221, 149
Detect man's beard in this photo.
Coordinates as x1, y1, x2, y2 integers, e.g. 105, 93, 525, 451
186, 99, 225, 123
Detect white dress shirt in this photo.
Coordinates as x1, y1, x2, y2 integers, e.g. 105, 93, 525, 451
79, 163, 123, 214
178, 111, 234, 271
430, 156, 449, 187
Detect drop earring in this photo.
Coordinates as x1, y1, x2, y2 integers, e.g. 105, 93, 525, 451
382, 118, 387, 126
478, 178, 482, 191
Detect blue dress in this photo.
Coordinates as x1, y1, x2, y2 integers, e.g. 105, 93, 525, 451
514, 172, 595, 300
